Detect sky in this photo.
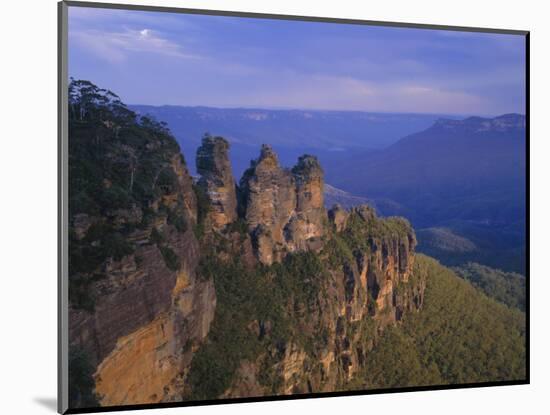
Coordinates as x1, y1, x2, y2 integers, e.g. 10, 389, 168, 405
68, 6, 526, 115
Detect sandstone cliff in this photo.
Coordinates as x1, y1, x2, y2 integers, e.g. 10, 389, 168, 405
214, 203, 422, 397
68, 83, 216, 407
67, 80, 426, 409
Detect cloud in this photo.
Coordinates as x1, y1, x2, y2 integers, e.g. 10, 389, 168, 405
222, 72, 489, 114
70, 28, 201, 63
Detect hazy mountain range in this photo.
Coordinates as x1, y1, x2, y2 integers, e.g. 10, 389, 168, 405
325, 113, 526, 273
129, 105, 457, 177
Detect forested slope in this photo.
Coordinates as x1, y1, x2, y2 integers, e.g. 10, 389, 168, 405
361, 255, 526, 389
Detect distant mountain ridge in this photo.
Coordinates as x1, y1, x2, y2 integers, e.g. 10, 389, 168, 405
325, 113, 526, 273
129, 105, 451, 149
432, 113, 525, 133
129, 104, 457, 177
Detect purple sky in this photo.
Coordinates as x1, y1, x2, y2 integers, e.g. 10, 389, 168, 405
68, 6, 526, 115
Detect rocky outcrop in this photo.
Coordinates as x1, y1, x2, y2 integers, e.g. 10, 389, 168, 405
328, 204, 348, 232
239, 145, 297, 264
70, 135, 423, 406
196, 136, 238, 230
70, 187, 216, 406
222, 204, 423, 398
349, 206, 419, 324
239, 146, 325, 264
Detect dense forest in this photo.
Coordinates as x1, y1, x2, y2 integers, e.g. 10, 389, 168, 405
452, 262, 526, 311
359, 256, 525, 389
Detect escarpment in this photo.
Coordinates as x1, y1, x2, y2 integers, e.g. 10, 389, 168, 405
186, 141, 423, 398
67, 83, 216, 408
67, 81, 426, 408
191, 198, 422, 399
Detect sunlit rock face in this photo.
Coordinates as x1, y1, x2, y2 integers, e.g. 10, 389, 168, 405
328, 204, 349, 232
196, 135, 238, 230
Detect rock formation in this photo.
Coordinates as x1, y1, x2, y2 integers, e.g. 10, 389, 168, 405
239, 144, 297, 264
69, 131, 423, 405
328, 204, 348, 232
67, 81, 427, 409
239, 146, 325, 264
285, 154, 325, 252
196, 135, 238, 230
69, 148, 216, 404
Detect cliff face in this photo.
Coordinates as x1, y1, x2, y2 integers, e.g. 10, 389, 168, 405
220, 205, 422, 397
70, 160, 216, 405
68, 81, 426, 409
67, 85, 216, 407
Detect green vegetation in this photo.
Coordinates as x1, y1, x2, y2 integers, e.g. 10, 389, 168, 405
225, 218, 249, 240
323, 234, 354, 268
417, 227, 476, 253
188, 251, 327, 399
416, 224, 526, 275
68, 79, 181, 217
452, 262, 526, 311
167, 209, 187, 233
68, 223, 134, 311
192, 183, 211, 240
341, 209, 412, 252
67, 80, 526, 400
323, 208, 412, 274
160, 246, 181, 271
363, 255, 526, 389
68, 79, 191, 310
